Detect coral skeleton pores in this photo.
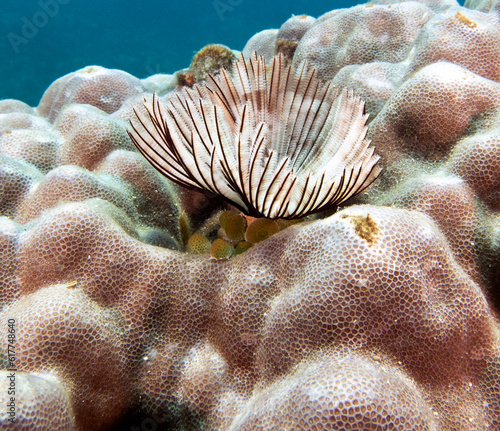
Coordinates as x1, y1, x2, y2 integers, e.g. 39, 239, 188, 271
128, 53, 381, 219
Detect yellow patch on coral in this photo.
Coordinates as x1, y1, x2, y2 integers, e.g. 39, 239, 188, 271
455, 11, 477, 28
341, 213, 380, 246
83, 66, 101, 74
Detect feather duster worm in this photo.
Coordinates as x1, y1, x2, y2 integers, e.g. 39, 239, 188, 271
128, 53, 381, 219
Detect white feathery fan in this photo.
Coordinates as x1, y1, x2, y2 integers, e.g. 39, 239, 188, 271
128, 52, 381, 219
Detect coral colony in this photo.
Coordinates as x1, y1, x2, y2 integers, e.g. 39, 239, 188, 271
1, 0, 500, 430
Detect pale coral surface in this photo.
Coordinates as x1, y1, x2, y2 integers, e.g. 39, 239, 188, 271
0, 0, 500, 430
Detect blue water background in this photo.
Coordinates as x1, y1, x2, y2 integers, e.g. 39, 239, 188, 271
1, 0, 464, 107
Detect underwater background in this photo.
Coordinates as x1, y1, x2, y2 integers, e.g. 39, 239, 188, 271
0, 0, 374, 107
0, 0, 498, 429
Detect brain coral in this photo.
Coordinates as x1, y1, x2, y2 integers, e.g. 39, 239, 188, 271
0, 0, 500, 429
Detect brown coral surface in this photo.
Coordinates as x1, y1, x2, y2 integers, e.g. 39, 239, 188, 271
1, 0, 500, 430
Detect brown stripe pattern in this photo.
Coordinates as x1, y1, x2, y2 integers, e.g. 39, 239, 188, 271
128, 53, 381, 219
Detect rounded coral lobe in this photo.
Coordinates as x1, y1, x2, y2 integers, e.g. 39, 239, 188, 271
128, 53, 381, 219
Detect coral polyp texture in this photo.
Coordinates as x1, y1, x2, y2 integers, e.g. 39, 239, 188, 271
0, 0, 500, 429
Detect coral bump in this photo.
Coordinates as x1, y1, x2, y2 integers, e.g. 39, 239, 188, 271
128, 53, 381, 219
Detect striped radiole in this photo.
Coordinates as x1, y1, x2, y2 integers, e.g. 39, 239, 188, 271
128, 53, 381, 219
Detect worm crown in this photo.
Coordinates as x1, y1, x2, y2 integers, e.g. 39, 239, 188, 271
128, 53, 381, 219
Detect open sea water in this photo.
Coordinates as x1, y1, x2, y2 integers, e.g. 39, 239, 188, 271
1, 0, 464, 107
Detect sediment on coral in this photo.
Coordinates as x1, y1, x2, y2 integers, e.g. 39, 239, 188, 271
175, 44, 237, 89
1, 0, 500, 429
275, 14, 316, 63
